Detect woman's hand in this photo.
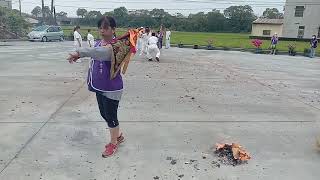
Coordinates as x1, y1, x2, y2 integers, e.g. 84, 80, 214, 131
67, 52, 80, 64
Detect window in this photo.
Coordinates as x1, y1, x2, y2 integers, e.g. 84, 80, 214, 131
295, 6, 305, 17
50, 27, 61, 32
53, 27, 59, 32
48, 27, 54, 32
298, 26, 305, 38
263, 30, 271, 36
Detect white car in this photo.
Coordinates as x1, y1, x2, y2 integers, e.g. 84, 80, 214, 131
28, 25, 64, 42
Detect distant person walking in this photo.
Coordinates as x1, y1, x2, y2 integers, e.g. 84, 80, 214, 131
136, 27, 143, 54
87, 29, 95, 48
165, 28, 171, 49
73, 26, 82, 49
157, 25, 164, 49
157, 31, 164, 49
73, 26, 82, 62
310, 35, 318, 58
270, 33, 278, 55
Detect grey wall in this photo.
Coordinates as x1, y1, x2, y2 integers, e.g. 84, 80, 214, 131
282, 0, 320, 38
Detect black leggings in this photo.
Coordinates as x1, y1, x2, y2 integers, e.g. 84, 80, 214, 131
96, 93, 119, 128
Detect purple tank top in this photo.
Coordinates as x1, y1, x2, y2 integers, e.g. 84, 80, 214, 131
87, 40, 123, 92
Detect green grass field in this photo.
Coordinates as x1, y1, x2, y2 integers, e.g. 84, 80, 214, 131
171, 31, 319, 54
62, 26, 318, 54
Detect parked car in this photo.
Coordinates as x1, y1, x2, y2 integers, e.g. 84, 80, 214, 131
28, 25, 64, 42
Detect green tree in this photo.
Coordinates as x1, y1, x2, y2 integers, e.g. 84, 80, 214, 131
176, 13, 185, 19
86, 10, 102, 19
224, 5, 256, 32
42, 6, 51, 18
77, 8, 87, 18
41, 6, 52, 23
207, 9, 227, 32
150, 8, 171, 26
103, 11, 114, 17
113, 7, 128, 26
262, 8, 283, 19
188, 12, 208, 32
2, 8, 30, 37
31, 6, 41, 18
56, 11, 67, 18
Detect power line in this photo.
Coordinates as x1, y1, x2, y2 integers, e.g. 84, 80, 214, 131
13, 0, 320, 8
12, 0, 320, 15
13, 0, 320, 5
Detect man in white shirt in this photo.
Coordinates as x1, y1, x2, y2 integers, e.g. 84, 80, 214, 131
73, 26, 82, 62
147, 32, 161, 62
140, 27, 152, 56
87, 29, 95, 47
73, 26, 82, 49
165, 29, 171, 49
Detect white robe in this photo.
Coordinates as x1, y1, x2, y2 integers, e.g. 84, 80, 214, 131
141, 32, 152, 55
165, 31, 171, 49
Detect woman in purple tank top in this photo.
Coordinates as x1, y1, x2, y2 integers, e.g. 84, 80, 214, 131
67, 16, 127, 158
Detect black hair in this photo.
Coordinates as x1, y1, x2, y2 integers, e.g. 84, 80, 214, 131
88, 29, 91, 32
74, 25, 80, 32
98, 16, 116, 29
152, 32, 156, 36
145, 27, 150, 33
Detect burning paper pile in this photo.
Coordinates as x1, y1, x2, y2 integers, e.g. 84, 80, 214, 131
215, 143, 251, 166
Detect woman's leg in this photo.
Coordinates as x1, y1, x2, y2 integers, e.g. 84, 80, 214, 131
140, 42, 145, 55
96, 93, 120, 144
109, 127, 120, 145
159, 39, 163, 49
166, 39, 170, 49
147, 45, 153, 60
154, 48, 160, 60
310, 48, 314, 58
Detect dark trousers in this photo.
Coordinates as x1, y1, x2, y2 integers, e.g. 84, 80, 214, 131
158, 38, 163, 49
96, 93, 119, 128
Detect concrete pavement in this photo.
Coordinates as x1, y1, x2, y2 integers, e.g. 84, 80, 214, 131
0, 41, 320, 180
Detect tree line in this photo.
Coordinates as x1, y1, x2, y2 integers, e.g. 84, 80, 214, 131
31, 6, 283, 33
31, 5, 68, 23
0, 7, 30, 37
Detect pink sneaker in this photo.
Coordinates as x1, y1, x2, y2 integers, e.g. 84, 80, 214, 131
102, 143, 118, 158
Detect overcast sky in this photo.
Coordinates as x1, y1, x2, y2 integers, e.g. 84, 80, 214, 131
12, 0, 286, 17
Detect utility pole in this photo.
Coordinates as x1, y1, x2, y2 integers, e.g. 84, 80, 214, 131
54, 6, 57, 25
51, 0, 54, 24
42, 0, 45, 24
19, 0, 22, 16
